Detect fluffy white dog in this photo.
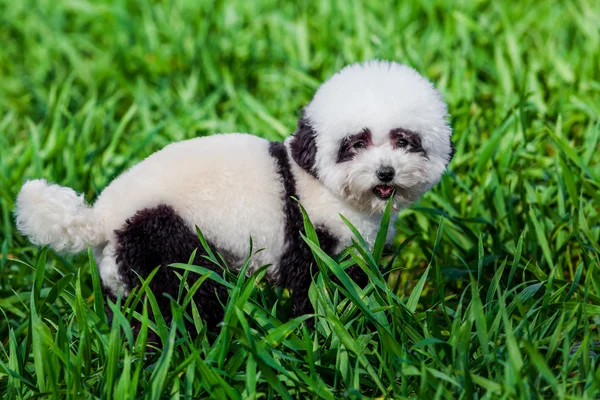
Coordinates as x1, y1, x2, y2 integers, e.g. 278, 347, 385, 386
15, 60, 454, 329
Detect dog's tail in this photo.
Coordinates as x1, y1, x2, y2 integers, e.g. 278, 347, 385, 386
15, 179, 106, 253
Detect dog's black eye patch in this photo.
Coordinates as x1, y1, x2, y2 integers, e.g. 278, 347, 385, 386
337, 128, 372, 163
390, 128, 426, 156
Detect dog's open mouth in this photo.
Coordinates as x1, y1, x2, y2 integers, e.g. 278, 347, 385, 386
373, 185, 394, 200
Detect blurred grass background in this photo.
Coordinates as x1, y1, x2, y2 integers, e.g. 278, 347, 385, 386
0, 0, 599, 398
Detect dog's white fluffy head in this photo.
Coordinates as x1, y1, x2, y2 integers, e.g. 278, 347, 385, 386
289, 60, 454, 213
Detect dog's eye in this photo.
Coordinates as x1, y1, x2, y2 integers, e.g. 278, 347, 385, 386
396, 138, 408, 148
353, 141, 366, 150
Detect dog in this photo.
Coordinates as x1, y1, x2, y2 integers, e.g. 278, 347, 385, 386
15, 60, 454, 330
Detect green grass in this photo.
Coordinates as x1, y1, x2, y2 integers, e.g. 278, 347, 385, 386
1, 0, 600, 398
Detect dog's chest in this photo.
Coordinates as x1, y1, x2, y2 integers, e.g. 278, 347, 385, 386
311, 208, 382, 251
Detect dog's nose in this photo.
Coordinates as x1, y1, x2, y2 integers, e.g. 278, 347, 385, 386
376, 166, 395, 182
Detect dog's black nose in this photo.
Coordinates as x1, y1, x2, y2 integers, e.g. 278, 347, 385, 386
376, 166, 395, 182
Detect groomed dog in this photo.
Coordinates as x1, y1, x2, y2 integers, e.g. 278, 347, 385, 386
15, 60, 454, 330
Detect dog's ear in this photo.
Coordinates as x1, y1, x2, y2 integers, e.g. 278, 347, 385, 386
289, 115, 318, 178
446, 138, 455, 167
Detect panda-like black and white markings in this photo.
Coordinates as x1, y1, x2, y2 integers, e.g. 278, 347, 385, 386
15, 60, 454, 329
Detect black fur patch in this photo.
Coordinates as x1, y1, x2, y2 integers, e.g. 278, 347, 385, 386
390, 128, 427, 156
114, 204, 228, 332
448, 138, 455, 165
280, 225, 340, 319
269, 141, 340, 318
337, 129, 373, 163
289, 115, 318, 178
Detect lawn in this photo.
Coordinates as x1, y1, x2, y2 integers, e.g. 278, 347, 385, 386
1, 0, 599, 398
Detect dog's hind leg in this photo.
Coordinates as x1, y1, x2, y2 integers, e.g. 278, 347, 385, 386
112, 204, 228, 333
97, 242, 126, 296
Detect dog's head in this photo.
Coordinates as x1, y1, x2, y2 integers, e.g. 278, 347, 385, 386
289, 60, 454, 213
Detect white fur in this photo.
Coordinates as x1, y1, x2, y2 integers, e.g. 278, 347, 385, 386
305, 60, 452, 213
15, 179, 104, 252
15, 60, 452, 296
97, 243, 122, 294
92, 133, 288, 291
283, 141, 385, 247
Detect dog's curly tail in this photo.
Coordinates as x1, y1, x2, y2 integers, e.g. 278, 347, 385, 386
15, 179, 106, 253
